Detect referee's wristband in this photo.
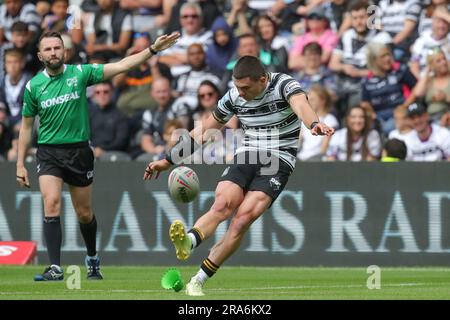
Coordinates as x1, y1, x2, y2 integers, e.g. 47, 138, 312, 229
149, 45, 158, 55
310, 121, 319, 130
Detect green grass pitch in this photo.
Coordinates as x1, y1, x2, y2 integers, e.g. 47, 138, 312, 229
1, 266, 449, 300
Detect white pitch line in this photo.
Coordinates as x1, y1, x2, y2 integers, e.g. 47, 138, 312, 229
0, 282, 437, 295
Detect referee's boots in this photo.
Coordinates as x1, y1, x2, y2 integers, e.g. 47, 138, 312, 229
34, 265, 64, 281
85, 256, 103, 280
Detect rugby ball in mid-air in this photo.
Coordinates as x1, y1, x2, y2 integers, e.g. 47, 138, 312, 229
168, 166, 200, 203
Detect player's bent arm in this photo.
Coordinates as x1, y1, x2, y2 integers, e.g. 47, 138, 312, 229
17, 116, 35, 168
289, 93, 319, 129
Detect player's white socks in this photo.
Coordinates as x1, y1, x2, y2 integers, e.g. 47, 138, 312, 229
189, 233, 197, 249
194, 269, 209, 286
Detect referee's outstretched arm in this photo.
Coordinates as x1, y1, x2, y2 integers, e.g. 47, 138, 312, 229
102, 32, 180, 80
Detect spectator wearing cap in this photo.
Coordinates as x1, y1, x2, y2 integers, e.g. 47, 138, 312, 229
400, 103, 450, 161
329, 0, 392, 119
89, 82, 130, 160
361, 42, 417, 136
0, 0, 41, 44
381, 138, 408, 162
158, 2, 213, 77
85, 0, 133, 62
410, 8, 450, 78
404, 48, 450, 123
289, 6, 339, 71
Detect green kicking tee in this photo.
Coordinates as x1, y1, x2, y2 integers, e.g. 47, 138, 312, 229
22, 64, 104, 144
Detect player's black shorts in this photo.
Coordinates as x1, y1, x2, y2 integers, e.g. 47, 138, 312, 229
36, 141, 94, 187
218, 152, 293, 204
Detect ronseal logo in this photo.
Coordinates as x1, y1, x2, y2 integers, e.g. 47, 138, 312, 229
41, 92, 80, 109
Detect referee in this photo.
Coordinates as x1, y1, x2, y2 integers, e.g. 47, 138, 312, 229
16, 31, 179, 281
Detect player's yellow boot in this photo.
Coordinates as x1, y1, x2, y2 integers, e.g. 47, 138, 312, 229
185, 277, 205, 296
169, 220, 192, 261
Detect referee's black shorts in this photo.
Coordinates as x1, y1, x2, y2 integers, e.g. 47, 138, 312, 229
36, 141, 94, 187
218, 151, 293, 204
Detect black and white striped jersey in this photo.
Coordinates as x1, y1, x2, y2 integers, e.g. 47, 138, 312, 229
212, 73, 306, 170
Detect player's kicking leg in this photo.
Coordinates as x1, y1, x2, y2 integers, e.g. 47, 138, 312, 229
185, 191, 272, 296
169, 181, 244, 261
34, 175, 64, 281
169, 181, 245, 260
69, 184, 103, 280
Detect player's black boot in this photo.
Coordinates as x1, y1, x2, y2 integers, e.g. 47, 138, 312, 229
85, 256, 103, 280
34, 265, 64, 281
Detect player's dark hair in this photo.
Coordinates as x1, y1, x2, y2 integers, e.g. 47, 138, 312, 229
232, 55, 266, 81
302, 41, 322, 55
384, 138, 407, 160
11, 21, 29, 33
39, 31, 64, 46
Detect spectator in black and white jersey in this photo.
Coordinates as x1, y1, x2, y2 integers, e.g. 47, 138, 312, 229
326, 104, 382, 161
418, 0, 450, 34
0, 21, 40, 80
0, 48, 33, 129
172, 43, 221, 118
410, 8, 450, 78
361, 42, 417, 135
400, 103, 450, 161
0, 0, 41, 44
378, 0, 422, 62
158, 2, 213, 77
329, 0, 392, 118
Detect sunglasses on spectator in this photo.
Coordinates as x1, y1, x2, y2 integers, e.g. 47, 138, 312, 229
95, 90, 111, 95
199, 92, 215, 99
181, 14, 199, 19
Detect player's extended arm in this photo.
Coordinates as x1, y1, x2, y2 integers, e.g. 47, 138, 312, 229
102, 32, 180, 80
16, 116, 35, 188
143, 113, 224, 180
289, 93, 335, 136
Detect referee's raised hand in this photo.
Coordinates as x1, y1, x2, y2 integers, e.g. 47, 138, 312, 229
150, 32, 181, 53
16, 166, 30, 188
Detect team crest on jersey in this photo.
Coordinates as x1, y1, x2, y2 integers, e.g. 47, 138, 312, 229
66, 77, 78, 87
269, 103, 277, 112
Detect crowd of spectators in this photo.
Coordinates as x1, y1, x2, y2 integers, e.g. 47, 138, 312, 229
0, 0, 449, 164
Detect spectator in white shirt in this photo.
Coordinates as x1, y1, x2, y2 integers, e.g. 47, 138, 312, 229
298, 84, 339, 161
326, 104, 382, 161
401, 103, 450, 161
